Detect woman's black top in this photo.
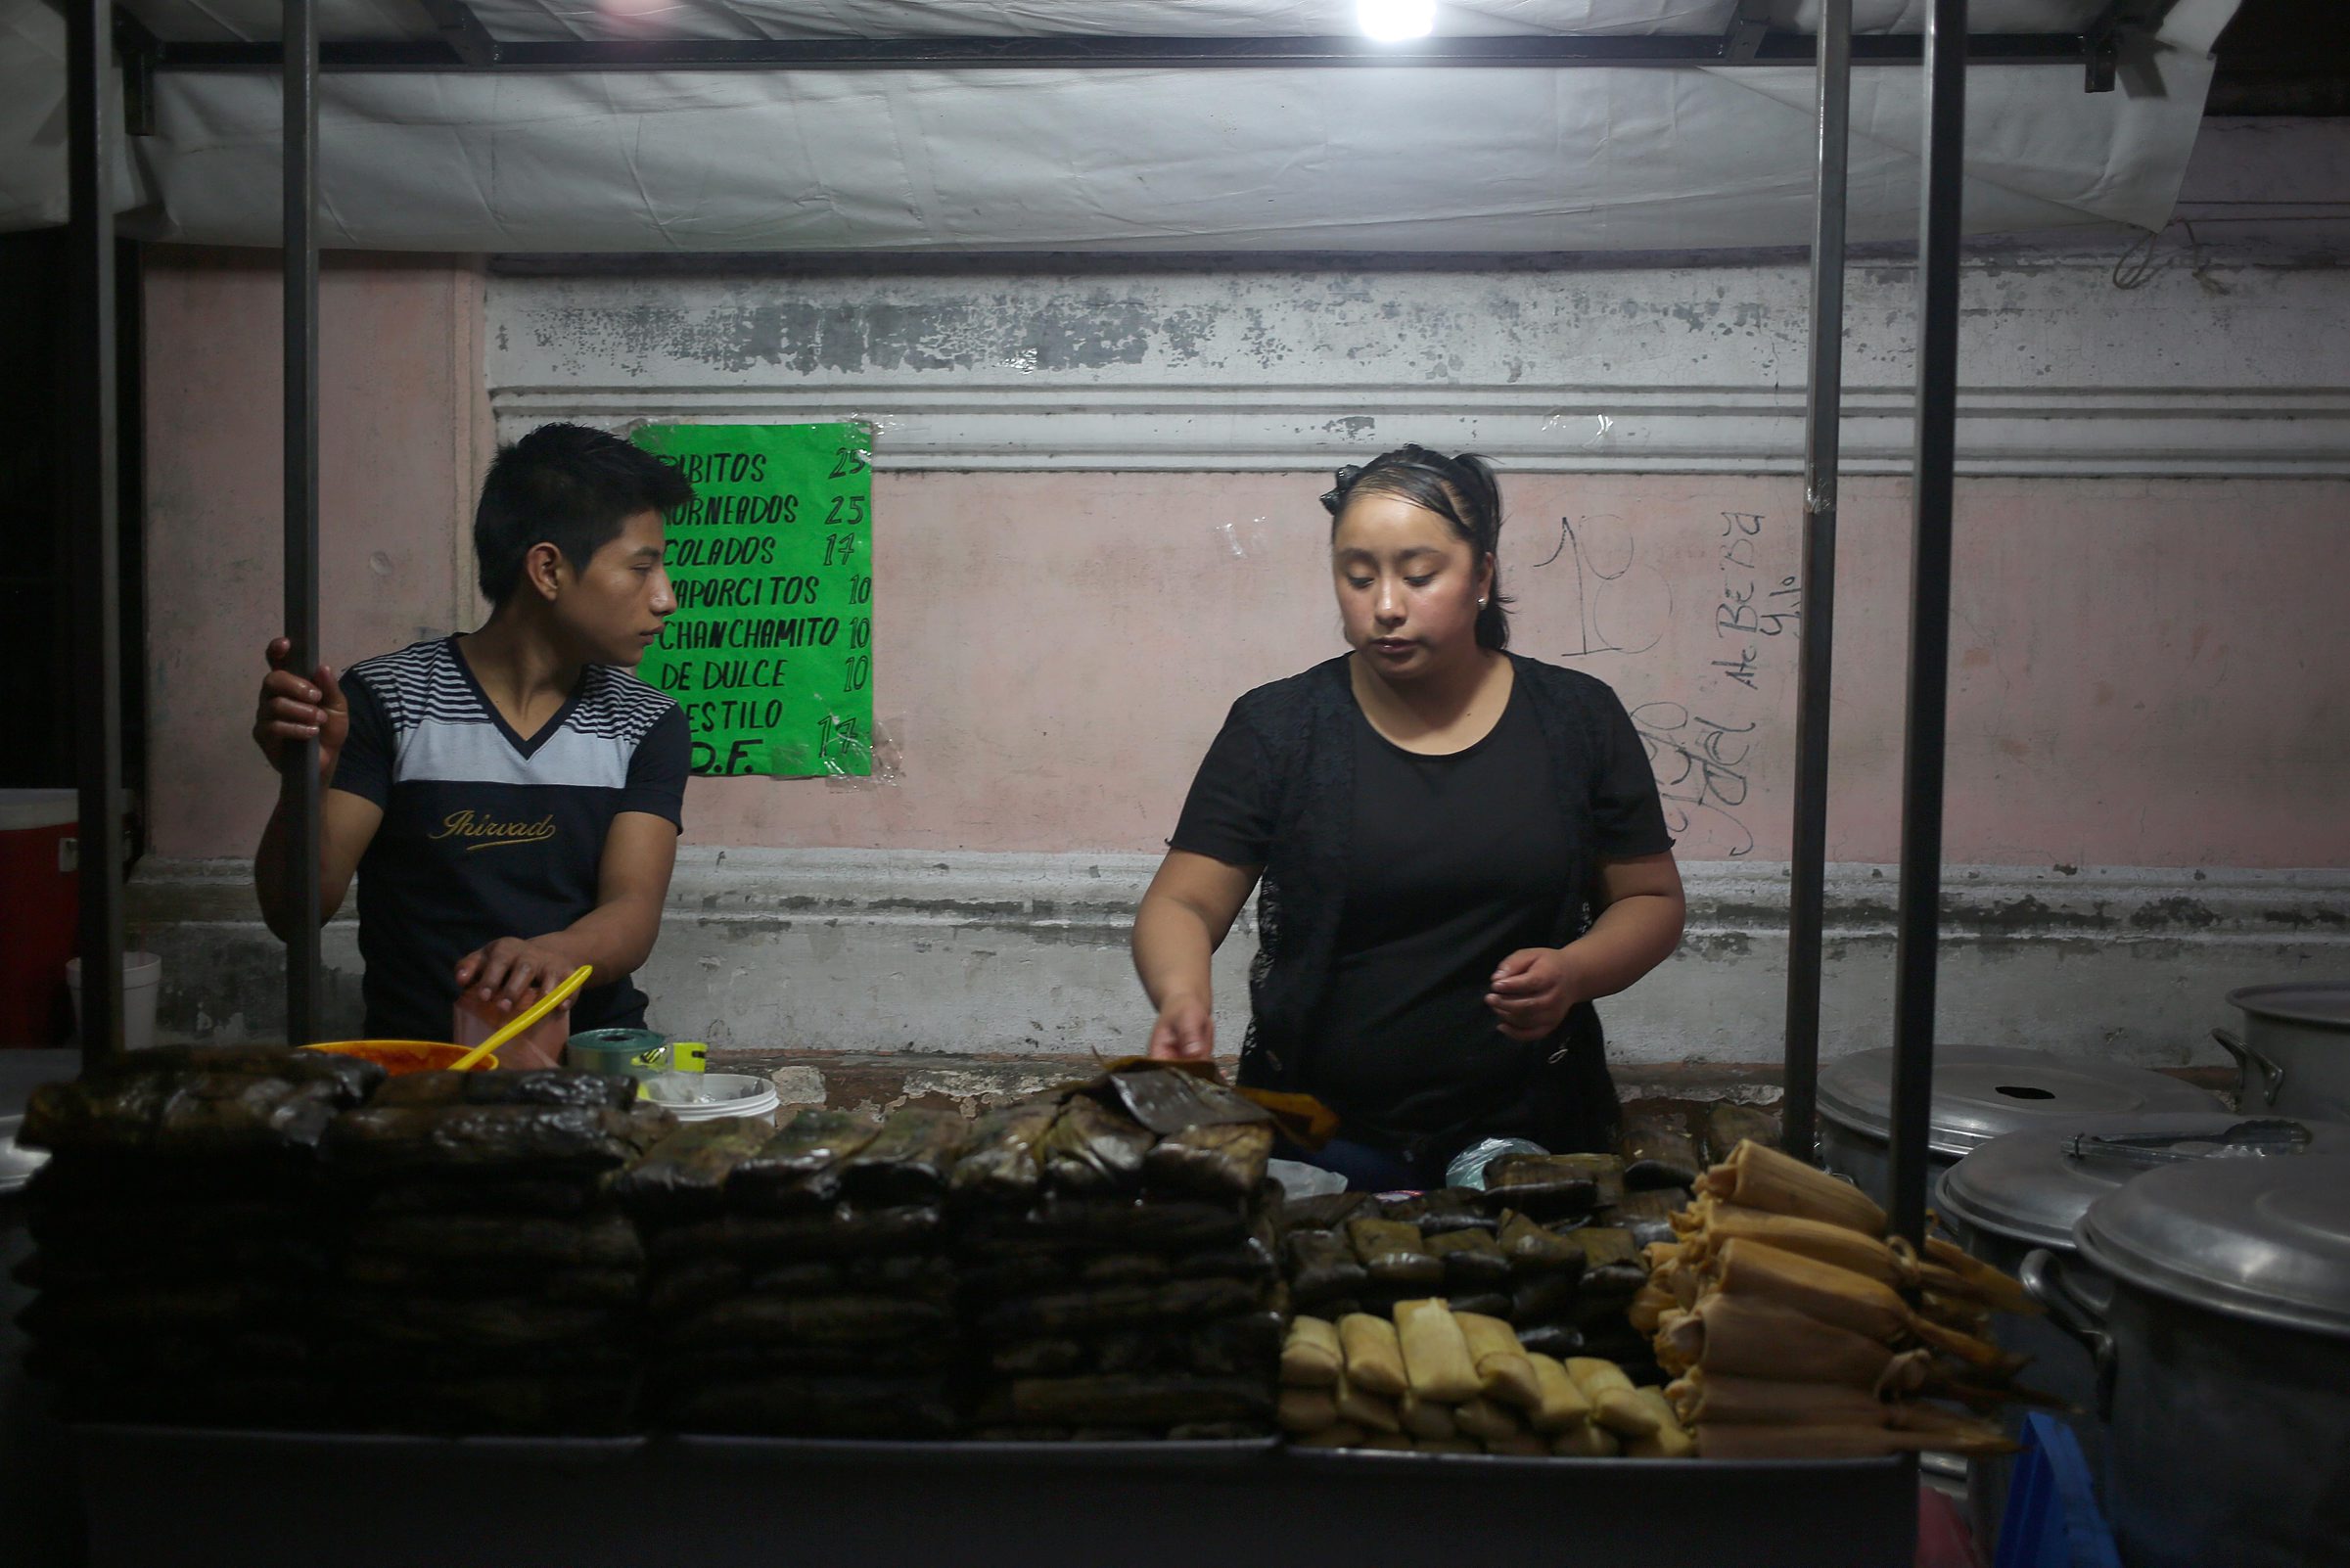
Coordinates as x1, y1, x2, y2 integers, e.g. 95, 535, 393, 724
1171, 654, 1671, 1161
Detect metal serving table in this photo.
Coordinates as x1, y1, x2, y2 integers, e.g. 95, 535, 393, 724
77, 1425, 1916, 1567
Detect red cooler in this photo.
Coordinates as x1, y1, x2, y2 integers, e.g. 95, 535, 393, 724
1, 789, 79, 1046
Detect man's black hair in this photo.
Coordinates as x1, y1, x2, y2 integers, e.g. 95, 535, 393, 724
473, 423, 696, 604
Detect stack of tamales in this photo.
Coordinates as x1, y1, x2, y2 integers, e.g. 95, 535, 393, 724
618, 1103, 968, 1438
1277, 1300, 1693, 1457
1645, 1138, 2035, 1458
317, 1069, 672, 1433
1277, 1178, 1658, 1376
14, 1046, 384, 1426
956, 1067, 1282, 1441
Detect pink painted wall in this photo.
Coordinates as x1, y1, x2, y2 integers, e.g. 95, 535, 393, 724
690, 472, 2349, 868
143, 247, 491, 859
140, 252, 2347, 869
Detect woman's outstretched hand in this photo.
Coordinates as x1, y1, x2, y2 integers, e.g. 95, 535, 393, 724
1486, 946, 1584, 1041
1146, 993, 1216, 1061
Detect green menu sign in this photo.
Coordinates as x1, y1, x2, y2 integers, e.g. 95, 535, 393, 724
631, 421, 873, 777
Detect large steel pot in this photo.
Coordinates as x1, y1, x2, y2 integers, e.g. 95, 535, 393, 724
1944, 1115, 2349, 1552
2217, 983, 2350, 1119
1815, 1045, 2219, 1212
2026, 1151, 2350, 1568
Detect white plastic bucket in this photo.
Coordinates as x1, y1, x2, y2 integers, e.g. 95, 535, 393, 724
64, 951, 163, 1052
639, 1071, 779, 1126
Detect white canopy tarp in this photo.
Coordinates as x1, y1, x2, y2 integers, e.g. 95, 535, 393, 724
1, 0, 2239, 252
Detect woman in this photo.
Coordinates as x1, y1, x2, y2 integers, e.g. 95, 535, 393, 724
1131, 446, 1685, 1189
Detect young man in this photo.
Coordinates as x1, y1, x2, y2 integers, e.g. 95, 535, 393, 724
251, 423, 695, 1065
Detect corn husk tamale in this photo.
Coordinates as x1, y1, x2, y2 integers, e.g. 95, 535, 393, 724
1526, 1353, 1594, 1431
1707, 1240, 2025, 1378
1624, 1387, 1696, 1457
1454, 1313, 1543, 1411
1333, 1371, 1403, 1434
1677, 1199, 1908, 1288
1568, 1357, 1661, 1437
1696, 1140, 1886, 1235
1393, 1299, 1481, 1404
1398, 1391, 1456, 1439
1453, 1397, 1524, 1442
1654, 1294, 1931, 1394
1338, 1312, 1409, 1397
1552, 1421, 1622, 1457
1280, 1315, 1342, 1387
1667, 1369, 1893, 1427
1277, 1385, 1339, 1433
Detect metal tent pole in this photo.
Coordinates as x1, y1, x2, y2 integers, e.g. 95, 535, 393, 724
1781, 0, 1853, 1166
68, 0, 126, 1071
1890, 0, 1969, 1248
282, 0, 323, 1044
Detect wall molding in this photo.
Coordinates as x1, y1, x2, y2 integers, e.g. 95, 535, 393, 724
489, 254, 2350, 479
127, 853, 2349, 1070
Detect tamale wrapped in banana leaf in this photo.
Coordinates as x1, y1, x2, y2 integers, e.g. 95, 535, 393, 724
956, 1193, 1249, 1252
365, 1069, 635, 1111
25, 1073, 346, 1161
325, 1102, 672, 1177
1346, 1217, 1444, 1289
667, 1376, 958, 1438
1496, 1211, 1588, 1279
1606, 1188, 1689, 1248
681, 1292, 952, 1347
1482, 1152, 1615, 1219
1038, 1094, 1157, 1194
645, 1259, 747, 1319
18, 1280, 269, 1340
1275, 1191, 1373, 1235
845, 1251, 958, 1294
338, 1295, 624, 1350
975, 1276, 1260, 1339
1006, 1375, 1272, 1428
1616, 1108, 1703, 1190
1171, 1223, 1277, 1283
1571, 1224, 1641, 1269
948, 1094, 1063, 1204
346, 1210, 644, 1270
1701, 1102, 1781, 1168
1078, 1251, 1171, 1287
724, 1107, 883, 1211
1450, 1289, 1514, 1319
1380, 1187, 1497, 1235
1285, 1228, 1370, 1305
1101, 1062, 1269, 1133
1095, 1331, 1187, 1376
654, 1339, 955, 1382
991, 1338, 1089, 1377
611, 1117, 774, 1220
650, 1202, 945, 1265
839, 1105, 969, 1204
1514, 1322, 1585, 1359
364, 1174, 608, 1216
341, 1255, 639, 1306
1144, 1120, 1274, 1200
105, 1043, 384, 1095
1425, 1226, 1510, 1288
1191, 1310, 1283, 1377
1509, 1272, 1581, 1323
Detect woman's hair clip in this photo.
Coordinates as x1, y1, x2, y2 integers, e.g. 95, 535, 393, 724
1319, 463, 1364, 516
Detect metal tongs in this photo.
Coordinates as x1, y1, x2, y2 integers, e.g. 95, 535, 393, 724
2063, 1118, 2313, 1171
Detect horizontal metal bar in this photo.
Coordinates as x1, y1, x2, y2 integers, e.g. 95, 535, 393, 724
143, 31, 2092, 72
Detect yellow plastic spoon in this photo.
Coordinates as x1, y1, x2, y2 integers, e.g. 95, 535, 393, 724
447, 963, 593, 1073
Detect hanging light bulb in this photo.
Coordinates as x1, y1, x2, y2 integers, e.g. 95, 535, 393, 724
1358, 0, 1436, 43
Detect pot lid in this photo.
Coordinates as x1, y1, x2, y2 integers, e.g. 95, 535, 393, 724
1940, 1114, 2350, 1251
2228, 983, 2350, 1030
2074, 1152, 2350, 1337
1817, 1045, 2221, 1157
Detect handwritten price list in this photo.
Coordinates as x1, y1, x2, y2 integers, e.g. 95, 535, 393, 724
631, 422, 873, 777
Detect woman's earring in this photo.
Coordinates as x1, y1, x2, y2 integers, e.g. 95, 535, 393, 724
1477, 596, 1488, 608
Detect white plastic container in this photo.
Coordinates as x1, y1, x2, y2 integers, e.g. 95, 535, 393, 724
638, 1071, 780, 1126
64, 951, 163, 1052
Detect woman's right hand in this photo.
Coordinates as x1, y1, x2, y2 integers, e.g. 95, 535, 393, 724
1146, 993, 1216, 1061
253, 637, 348, 778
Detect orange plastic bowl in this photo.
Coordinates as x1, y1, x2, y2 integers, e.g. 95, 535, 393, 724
304, 1039, 498, 1076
